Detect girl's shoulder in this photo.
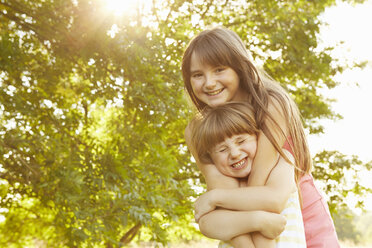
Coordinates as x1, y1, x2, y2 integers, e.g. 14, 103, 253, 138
185, 113, 203, 140
267, 94, 290, 117
184, 122, 195, 152
265, 96, 289, 134
185, 115, 203, 153
185, 117, 197, 141
184, 122, 193, 148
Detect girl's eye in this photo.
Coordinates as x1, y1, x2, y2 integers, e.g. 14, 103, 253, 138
192, 73, 202, 78
216, 68, 225, 73
217, 147, 227, 153
236, 139, 247, 145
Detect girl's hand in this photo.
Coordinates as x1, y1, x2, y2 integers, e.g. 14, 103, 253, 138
258, 211, 286, 239
194, 189, 218, 222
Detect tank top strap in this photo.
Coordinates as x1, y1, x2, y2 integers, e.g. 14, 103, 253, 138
283, 136, 294, 156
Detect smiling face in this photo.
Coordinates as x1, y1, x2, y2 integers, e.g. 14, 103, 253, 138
210, 133, 257, 178
190, 53, 245, 107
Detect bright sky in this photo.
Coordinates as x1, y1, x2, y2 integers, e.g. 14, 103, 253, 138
308, 0, 372, 212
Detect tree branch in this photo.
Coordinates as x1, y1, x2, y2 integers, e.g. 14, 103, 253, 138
119, 223, 141, 245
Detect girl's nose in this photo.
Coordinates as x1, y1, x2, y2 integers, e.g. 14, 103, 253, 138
230, 146, 240, 159
204, 75, 216, 89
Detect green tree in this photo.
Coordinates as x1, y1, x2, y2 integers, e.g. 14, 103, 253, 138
333, 209, 372, 246
0, 0, 196, 246
313, 151, 372, 214
333, 207, 361, 244
356, 211, 372, 245
0, 0, 371, 247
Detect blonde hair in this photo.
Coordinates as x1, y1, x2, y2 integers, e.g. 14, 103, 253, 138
182, 27, 312, 182
191, 102, 259, 164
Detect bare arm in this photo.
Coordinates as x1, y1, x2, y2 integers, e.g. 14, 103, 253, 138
248, 98, 289, 186
215, 153, 296, 212
195, 153, 294, 246
194, 151, 296, 222
198, 209, 285, 242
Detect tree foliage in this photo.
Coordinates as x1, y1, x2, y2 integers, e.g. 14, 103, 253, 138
313, 151, 372, 214
0, 0, 370, 247
333, 207, 361, 244
333, 209, 372, 245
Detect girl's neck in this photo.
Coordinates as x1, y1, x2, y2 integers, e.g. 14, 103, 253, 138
234, 91, 250, 104
238, 177, 249, 187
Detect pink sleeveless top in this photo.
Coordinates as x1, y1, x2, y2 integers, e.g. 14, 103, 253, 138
284, 140, 340, 247
299, 174, 340, 247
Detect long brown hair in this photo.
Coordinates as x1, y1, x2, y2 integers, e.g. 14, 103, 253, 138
182, 27, 312, 182
191, 102, 259, 164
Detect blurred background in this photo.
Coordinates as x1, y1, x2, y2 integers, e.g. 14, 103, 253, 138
0, 0, 371, 247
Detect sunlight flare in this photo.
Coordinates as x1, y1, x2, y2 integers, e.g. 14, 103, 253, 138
103, 0, 140, 17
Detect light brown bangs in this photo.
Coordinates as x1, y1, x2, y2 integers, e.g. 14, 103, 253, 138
199, 107, 257, 153
192, 36, 234, 68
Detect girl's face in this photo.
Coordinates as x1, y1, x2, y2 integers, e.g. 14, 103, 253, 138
190, 53, 245, 107
210, 133, 257, 178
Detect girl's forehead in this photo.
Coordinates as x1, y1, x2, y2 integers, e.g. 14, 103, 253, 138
190, 52, 202, 67
190, 53, 213, 72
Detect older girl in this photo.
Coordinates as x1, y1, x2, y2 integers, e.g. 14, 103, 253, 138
182, 27, 340, 247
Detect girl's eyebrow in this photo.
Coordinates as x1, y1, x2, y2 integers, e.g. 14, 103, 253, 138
235, 134, 251, 141
190, 69, 201, 74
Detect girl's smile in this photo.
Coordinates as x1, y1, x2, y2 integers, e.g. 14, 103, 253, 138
231, 157, 247, 170
205, 88, 224, 96
190, 53, 245, 107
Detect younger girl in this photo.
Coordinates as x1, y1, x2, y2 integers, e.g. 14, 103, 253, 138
190, 102, 306, 248
182, 27, 340, 247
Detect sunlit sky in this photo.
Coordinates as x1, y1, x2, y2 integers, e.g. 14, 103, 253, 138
309, 0, 372, 212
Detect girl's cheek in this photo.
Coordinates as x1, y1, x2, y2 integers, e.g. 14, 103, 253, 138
251, 144, 258, 156
191, 79, 201, 88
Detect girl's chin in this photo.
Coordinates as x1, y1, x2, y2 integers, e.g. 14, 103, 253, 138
235, 172, 251, 178
233, 166, 251, 178
205, 97, 228, 107
221, 163, 252, 178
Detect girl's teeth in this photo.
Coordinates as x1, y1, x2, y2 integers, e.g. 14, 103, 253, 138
232, 159, 245, 169
207, 88, 223, 96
